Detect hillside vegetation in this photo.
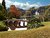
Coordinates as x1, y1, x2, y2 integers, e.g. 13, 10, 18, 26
0, 22, 50, 38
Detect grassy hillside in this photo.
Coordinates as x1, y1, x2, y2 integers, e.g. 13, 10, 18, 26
0, 22, 50, 38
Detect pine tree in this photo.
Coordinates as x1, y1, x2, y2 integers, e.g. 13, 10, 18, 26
2, 0, 6, 10
2, 0, 7, 19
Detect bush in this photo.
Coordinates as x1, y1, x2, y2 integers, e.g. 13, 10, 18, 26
0, 21, 8, 31
27, 18, 44, 29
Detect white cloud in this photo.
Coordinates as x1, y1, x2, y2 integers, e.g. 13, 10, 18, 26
0, 0, 2, 3
5, 0, 42, 10
5, 0, 13, 8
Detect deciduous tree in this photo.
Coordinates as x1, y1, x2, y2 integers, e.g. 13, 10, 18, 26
9, 5, 21, 19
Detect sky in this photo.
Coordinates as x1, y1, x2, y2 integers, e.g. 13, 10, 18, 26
0, 0, 50, 10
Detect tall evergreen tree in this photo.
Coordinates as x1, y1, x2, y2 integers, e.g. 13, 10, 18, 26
2, 0, 6, 10
2, 0, 7, 20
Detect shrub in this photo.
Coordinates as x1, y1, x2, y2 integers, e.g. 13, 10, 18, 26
27, 18, 44, 29
0, 21, 8, 31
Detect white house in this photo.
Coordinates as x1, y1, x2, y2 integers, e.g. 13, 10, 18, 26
35, 11, 39, 15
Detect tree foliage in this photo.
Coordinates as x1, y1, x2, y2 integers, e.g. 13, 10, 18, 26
0, 4, 6, 20
9, 5, 21, 18
2, 0, 6, 10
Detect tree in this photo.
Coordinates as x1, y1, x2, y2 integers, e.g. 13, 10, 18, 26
0, 4, 6, 20
0, 11, 6, 20
0, 4, 2, 11
2, 0, 6, 10
9, 5, 21, 19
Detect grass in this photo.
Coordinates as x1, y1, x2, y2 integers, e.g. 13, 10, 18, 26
42, 22, 50, 26
0, 22, 50, 38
